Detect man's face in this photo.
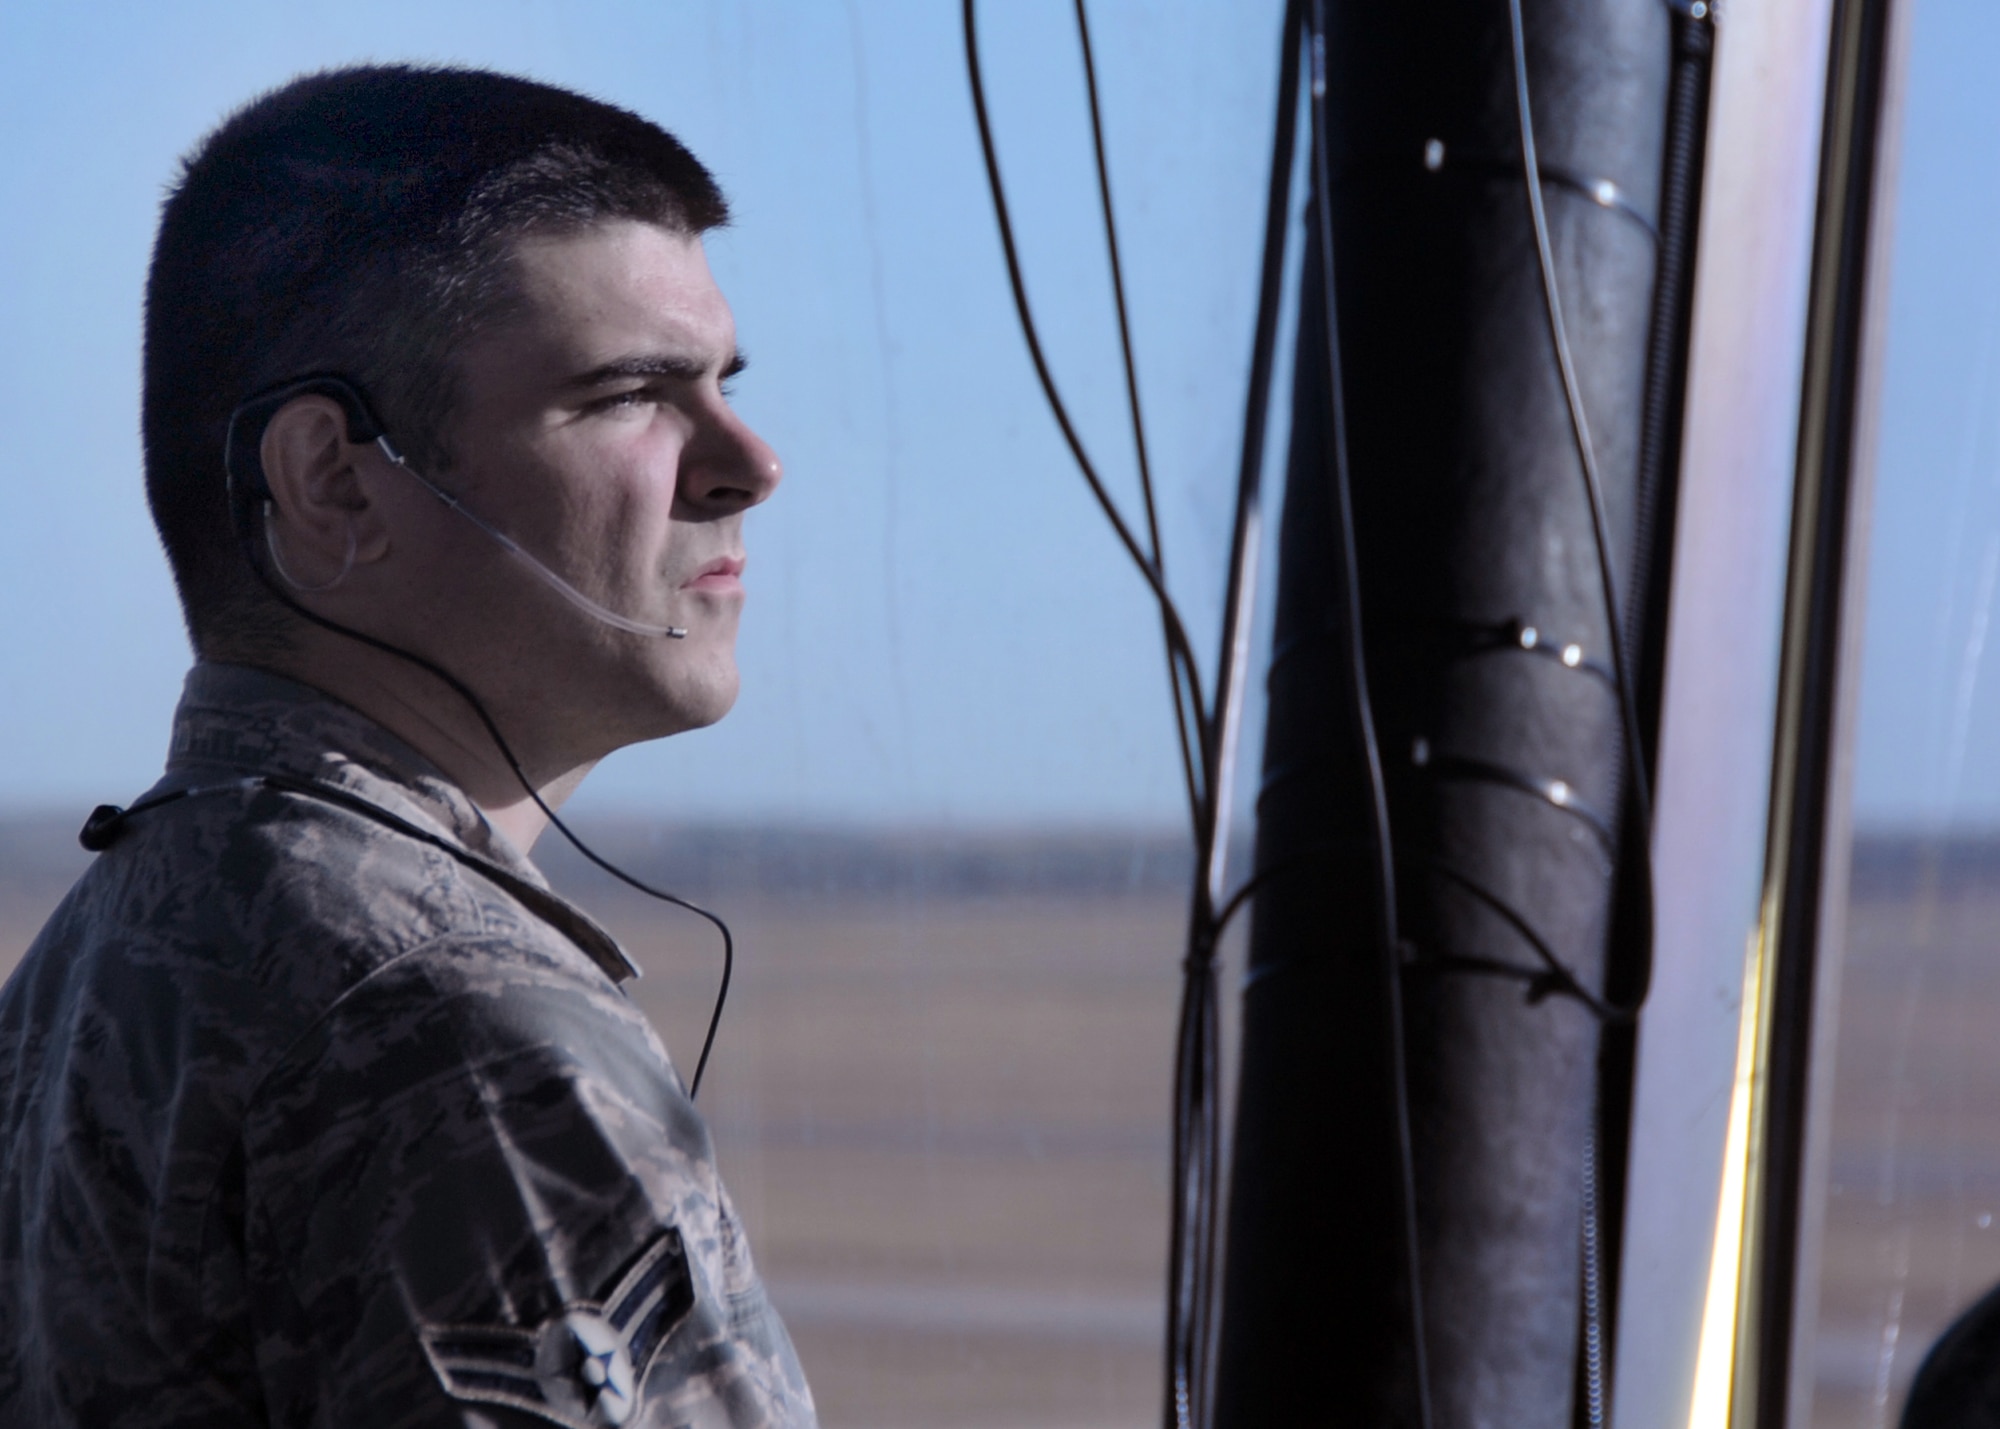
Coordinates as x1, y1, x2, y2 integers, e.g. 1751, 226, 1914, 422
389, 219, 780, 758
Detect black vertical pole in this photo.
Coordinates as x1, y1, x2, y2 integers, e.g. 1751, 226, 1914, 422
1215, 2, 1674, 1424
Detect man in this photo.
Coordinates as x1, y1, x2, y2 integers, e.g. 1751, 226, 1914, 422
0, 65, 814, 1428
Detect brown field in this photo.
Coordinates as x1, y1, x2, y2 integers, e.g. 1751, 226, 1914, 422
6, 817, 1995, 1427
1808, 841, 2000, 1429
623, 893, 1184, 1429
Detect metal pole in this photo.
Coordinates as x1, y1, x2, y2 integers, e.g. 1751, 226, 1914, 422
1215, 2, 1672, 1422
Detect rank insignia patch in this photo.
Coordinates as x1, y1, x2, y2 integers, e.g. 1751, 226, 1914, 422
419, 1227, 696, 1428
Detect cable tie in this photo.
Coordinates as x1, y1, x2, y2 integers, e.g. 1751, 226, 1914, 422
1411, 746, 1617, 849
1403, 146, 1660, 239
1506, 617, 1617, 684
1420, 615, 1620, 685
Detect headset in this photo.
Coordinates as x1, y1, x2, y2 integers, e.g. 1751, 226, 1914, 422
85, 373, 735, 1099
223, 373, 688, 638
223, 373, 386, 524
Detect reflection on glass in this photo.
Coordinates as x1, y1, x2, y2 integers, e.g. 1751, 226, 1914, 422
1806, 1, 2000, 1423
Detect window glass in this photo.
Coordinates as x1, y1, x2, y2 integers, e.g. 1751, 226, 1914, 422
1806, 1, 2000, 1422
0, 4, 1289, 1424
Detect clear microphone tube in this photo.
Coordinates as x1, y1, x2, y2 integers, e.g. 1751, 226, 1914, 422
376, 437, 688, 639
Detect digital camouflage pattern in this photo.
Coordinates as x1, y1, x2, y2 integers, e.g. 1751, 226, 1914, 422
0, 663, 816, 1428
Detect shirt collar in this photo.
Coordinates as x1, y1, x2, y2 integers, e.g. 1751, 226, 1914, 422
155, 661, 639, 983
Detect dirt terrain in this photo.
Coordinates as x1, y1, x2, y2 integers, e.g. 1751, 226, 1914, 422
1808, 839, 2000, 1429
3, 817, 1994, 1428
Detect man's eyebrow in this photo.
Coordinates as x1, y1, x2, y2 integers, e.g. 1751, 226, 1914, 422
565, 351, 748, 388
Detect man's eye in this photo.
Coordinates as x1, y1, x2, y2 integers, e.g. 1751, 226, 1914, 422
591, 389, 652, 414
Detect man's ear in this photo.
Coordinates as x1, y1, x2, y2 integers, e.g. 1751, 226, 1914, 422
258, 395, 392, 573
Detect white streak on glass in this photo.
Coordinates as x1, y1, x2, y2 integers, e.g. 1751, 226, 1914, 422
1941, 530, 2000, 814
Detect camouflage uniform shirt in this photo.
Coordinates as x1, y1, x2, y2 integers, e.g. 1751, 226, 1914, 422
0, 663, 816, 1429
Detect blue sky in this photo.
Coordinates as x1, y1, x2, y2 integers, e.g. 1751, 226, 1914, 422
1847, 0, 2000, 829
0, 0, 1291, 826
0, 0, 1990, 828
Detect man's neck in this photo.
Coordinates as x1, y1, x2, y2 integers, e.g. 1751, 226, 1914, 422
216, 632, 594, 855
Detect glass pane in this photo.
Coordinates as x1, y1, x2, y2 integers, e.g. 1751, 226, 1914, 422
1806, 1, 2000, 1422
0, 4, 1291, 1425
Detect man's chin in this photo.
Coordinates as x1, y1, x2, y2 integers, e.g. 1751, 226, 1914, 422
648, 666, 740, 738
581, 652, 740, 750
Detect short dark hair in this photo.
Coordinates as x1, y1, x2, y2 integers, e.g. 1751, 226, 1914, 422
143, 64, 728, 650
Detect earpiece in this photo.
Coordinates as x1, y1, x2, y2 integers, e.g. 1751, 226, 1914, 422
223, 374, 386, 541
222, 372, 687, 640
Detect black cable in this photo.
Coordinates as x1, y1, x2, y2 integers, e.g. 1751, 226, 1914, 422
967, 6, 1661, 1420
964, 6, 1314, 1423
1416, 747, 1619, 851
1404, 852, 1621, 1021
1580, 1104, 1609, 1429
962, 0, 1214, 836
1303, 6, 1435, 1424
1083, 3, 1305, 1422
1577, 19, 1713, 1421
1628, 13, 1712, 680
1071, 0, 1209, 846
1166, 937, 1220, 1429
1504, 10, 1674, 1420
1161, 0, 1305, 1401
1078, 0, 1217, 1418
1504, 0, 1657, 1020
1207, 829, 1629, 1025
962, 10, 1213, 1411
231, 480, 735, 1102
1070, 9, 1223, 1422
1070, 7, 1173, 609
1072, 2, 1163, 573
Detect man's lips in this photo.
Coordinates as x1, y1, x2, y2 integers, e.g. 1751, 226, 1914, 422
680, 556, 745, 592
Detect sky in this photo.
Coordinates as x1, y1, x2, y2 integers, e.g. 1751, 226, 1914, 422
0, 0, 1292, 827
0, 0, 1990, 829
1847, 0, 2000, 829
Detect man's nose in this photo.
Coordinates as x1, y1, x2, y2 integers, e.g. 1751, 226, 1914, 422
680, 401, 782, 514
